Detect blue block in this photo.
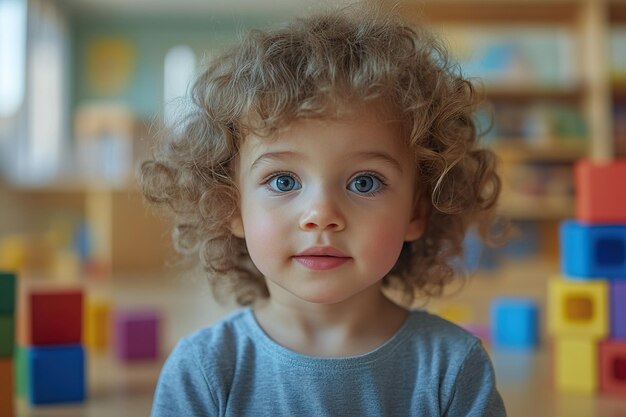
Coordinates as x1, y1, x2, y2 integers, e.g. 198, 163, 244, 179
490, 298, 539, 349
560, 220, 626, 279
28, 345, 85, 405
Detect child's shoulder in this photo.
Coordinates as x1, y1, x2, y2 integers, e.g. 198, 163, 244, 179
406, 309, 481, 352
179, 307, 252, 352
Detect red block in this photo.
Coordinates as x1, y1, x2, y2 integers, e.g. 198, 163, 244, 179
600, 339, 626, 396
29, 288, 83, 346
575, 159, 626, 223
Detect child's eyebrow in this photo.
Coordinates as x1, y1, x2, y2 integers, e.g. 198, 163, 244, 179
249, 151, 300, 172
248, 150, 404, 174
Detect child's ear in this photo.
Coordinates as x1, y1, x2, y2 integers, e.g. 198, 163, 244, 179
230, 216, 245, 239
404, 191, 430, 242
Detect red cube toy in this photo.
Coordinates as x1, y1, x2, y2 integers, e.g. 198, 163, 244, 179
575, 159, 626, 223
29, 289, 83, 346
600, 339, 626, 396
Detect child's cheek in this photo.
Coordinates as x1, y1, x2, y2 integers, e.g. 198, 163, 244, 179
244, 211, 287, 271
361, 223, 406, 272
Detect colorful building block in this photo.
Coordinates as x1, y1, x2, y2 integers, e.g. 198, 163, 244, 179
600, 340, 626, 395
114, 309, 161, 361
0, 315, 15, 357
0, 271, 16, 315
437, 303, 473, 324
28, 345, 85, 405
28, 288, 83, 346
490, 297, 539, 349
0, 358, 14, 417
612, 281, 626, 339
555, 338, 598, 393
548, 278, 609, 338
575, 159, 626, 223
560, 221, 626, 279
84, 297, 111, 351
15, 346, 27, 398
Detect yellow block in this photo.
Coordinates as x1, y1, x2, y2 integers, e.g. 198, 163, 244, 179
0, 358, 14, 417
437, 304, 474, 324
548, 278, 608, 339
554, 338, 598, 393
84, 297, 111, 351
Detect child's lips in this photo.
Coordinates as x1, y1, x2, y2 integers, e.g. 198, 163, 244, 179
292, 255, 351, 271
293, 246, 351, 270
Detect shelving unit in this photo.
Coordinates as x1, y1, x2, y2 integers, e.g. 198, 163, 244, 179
383, 0, 621, 221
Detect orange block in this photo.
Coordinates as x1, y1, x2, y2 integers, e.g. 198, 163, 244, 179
575, 159, 626, 223
0, 358, 14, 417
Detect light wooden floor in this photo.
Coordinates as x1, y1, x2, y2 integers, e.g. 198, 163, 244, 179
13, 264, 626, 417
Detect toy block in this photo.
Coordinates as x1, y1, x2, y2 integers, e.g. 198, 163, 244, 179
554, 338, 598, 393
28, 345, 85, 405
0, 315, 15, 357
29, 288, 83, 345
0, 271, 16, 315
560, 220, 626, 279
15, 346, 27, 398
438, 303, 473, 324
490, 297, 539, 349
462, 323, 490, 344
548, 278, 608, 338
600, 340, 626, 395
114, 309, 161, 361
612, 281, 626, 339
0, 358, 14, 417
84, 297, 111, 351
575, 159, 626, 223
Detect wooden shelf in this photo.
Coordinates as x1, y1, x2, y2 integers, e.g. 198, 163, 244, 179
490, 140, 588, 162
498, 193, 575, 219
387, 0, 582, 24
485, 85, 585, 103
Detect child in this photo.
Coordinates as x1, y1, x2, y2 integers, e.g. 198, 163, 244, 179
142, 5, 506, 417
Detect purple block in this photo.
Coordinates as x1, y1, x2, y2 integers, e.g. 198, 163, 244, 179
114, 309, 161, 361
612, 281, 626, 340
462, 323, 491, 344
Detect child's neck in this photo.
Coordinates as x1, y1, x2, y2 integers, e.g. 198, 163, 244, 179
253, 291, 409, 358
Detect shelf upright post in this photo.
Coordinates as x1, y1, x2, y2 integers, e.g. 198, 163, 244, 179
582, 0, 613, 162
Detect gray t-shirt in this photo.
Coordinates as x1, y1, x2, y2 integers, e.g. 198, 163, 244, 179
151, 308, 506, 416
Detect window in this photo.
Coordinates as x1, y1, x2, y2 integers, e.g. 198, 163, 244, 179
0, 0, 27, 117
163, 45, 197, 129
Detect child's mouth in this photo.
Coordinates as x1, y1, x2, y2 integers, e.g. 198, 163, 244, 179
292, 255, 351, 271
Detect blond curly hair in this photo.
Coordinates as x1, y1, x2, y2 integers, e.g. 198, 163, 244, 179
141, 5, 501, 307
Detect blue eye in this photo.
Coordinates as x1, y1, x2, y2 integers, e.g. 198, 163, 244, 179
348, 175, 382, 194
268, 174, 301, 192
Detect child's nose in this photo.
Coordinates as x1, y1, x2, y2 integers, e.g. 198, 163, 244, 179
299, 196, 346, 232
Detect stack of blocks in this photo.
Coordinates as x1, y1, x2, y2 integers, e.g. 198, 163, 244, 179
16, 287, 86, 404
0, 272, 16, 417
550, 159, 626, 394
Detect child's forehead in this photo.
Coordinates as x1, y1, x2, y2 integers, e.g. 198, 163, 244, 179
241, 99, 403, 140
239, 111, 413, 166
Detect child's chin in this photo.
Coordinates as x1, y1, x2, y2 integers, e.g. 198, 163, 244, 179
296, 290, 356, 305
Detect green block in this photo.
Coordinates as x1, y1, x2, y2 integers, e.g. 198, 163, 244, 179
0, 271, 16, 315
0, 315, 15, 357
15, 345, 28, 398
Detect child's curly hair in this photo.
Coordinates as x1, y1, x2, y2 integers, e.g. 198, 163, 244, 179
141, 5, 501, 307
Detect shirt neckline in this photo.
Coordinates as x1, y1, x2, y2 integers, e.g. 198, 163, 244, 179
239, 306, 417, 370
